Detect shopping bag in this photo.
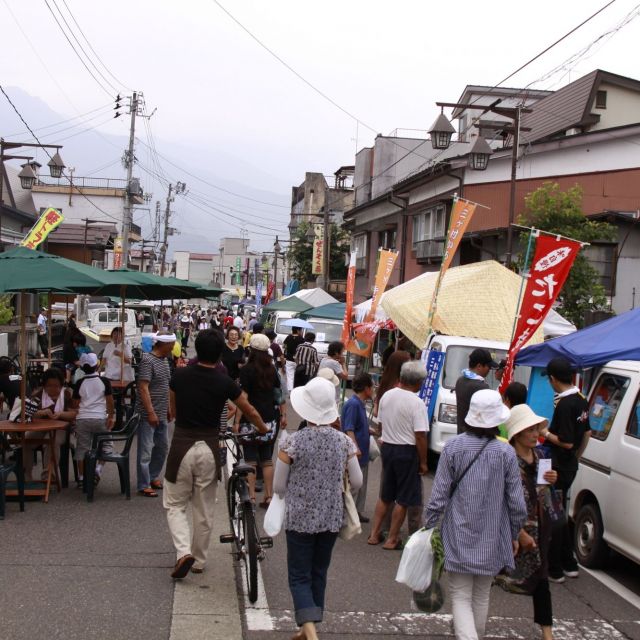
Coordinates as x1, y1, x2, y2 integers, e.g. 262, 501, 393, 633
263, 494, 286, 537
412, 528, 446, 613
396, 528, 434, 592
339, 475, 361, 540
368, 435, 380, 461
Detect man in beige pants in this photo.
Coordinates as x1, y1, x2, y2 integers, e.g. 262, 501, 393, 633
165, 329, 268, 579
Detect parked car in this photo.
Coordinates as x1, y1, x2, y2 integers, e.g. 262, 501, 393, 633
569, 360, 640, 568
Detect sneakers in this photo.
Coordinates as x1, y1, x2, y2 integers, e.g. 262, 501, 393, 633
564, 568, 579, 578
549, 573, 566, 584
549, 567, 579, 584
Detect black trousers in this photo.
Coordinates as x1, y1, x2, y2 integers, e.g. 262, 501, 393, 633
548, 473, 578, 575
38, 333, 49, 357
532, 578, 553, 627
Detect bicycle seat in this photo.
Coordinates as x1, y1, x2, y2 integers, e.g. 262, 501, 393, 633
234, 462, 256, 476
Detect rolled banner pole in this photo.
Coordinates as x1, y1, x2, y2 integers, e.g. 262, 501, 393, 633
20, 292, 27, 423
120, 285, 126, 382
47, 292, 52, 368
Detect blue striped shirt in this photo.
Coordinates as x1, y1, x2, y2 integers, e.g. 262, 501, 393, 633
424, 433, 527, 575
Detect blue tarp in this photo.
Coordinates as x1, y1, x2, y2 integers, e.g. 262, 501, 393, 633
517, 308, 640, 368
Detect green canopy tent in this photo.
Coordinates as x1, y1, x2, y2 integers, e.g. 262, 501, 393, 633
300, 302, 346, 321
262, 296, 314, 314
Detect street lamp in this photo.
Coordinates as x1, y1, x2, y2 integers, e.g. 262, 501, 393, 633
428, 111, 456, 150
18, 163, 37, 189
47, 152, 65, 178
468, 135, 493, 171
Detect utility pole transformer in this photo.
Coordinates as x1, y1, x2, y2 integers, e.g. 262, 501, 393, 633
121, 92, 138, 268
160, 183, 174, 276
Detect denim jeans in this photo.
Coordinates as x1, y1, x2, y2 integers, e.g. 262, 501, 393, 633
286, 530, 338, 626
136, 419, 169, 491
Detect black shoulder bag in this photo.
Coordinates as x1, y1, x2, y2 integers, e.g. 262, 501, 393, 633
448, 439, 491, 499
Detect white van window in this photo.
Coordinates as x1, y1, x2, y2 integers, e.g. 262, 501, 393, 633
275, 319, 293, 335
589, 374, 630, 441
442, 346, 510, 390
308, 322, 342, 343
626, 393, 640, 440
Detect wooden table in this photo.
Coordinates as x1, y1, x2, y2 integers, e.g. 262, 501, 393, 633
0, 419, 68, 503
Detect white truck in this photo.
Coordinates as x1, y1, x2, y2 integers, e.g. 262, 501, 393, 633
84, 308, 144, 348
426, 334, 530, 456
570, 360, 640, 568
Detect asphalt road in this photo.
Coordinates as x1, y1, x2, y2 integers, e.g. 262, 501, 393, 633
239, 402, 640, 640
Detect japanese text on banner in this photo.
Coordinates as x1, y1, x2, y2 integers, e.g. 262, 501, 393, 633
312, 224, 324, 275
499, 234, 582, 392
419, 350, 445, 423
341, 251, 357, 345
21, 207, 65, 250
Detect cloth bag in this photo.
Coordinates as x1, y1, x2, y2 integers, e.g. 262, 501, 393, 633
339, 474, 361, 540
263, 494, 286, 537
396, 528, 435, 592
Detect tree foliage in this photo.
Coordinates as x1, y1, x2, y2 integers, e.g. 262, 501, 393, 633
0, 295, 14, 325
518, 182, 616, 328
288, 221, 350, 285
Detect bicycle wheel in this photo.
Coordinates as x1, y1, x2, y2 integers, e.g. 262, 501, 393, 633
243, 505, 259, 603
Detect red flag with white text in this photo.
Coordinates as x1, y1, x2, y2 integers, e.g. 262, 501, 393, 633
341, 252, 357, 345
499, 234, 582, 393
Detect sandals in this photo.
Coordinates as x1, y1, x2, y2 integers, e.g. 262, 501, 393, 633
150, 480, 164, 490
382, 540, 404, 551
138, 488, 158, 498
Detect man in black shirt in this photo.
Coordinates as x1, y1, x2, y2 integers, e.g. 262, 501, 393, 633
283, 326, 304, 392
165, 329, 268, 579
540, 356, 591, 583
454, 348, 498, 434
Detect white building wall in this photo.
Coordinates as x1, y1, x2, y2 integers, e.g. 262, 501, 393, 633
30, 190, 126, 226
174, 251, 190, 280
590, 83, 640, 132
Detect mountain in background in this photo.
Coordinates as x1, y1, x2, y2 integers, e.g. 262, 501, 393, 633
0, 87, 291, 253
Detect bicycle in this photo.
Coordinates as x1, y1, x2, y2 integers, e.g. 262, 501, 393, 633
219, 431, 273, 603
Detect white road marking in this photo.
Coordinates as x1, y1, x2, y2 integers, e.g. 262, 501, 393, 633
581, 567, 640, 612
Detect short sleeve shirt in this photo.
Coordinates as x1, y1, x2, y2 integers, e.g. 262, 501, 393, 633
549, 390, 591, 474
135, 352, 171, 419
378, 387, 429, 445
341, 395, 370, 465
281, 426, 357, 534
319, 357, 343, 399
238, 363, 280, 423
73, 375, 112, 420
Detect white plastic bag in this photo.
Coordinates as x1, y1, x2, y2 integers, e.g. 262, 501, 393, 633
263, 494, 286, 537
395, 528, 435, 592
369, 435, 380, 461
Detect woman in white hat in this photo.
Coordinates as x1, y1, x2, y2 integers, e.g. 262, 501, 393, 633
273, 377, 363, 640
504, 404, 558, 640
424, 389, 527, 640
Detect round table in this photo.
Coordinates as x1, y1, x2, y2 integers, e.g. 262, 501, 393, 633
0, 419, 69, 503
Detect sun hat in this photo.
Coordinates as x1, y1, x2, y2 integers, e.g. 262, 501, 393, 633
465, 389, 510, 429
290, 377, 339, 425
316, 367, 339, 386
79, 352, 98, 368
505, 404, 548, 442
249, 333, 271, 352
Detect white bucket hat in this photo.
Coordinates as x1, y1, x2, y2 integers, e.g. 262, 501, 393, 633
290, 377, 339, 425
316, 367, 340, 387
505, 404, 548, 442
465, 389, 510, 429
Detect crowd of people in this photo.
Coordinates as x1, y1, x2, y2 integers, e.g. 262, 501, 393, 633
0, 302, 594, 640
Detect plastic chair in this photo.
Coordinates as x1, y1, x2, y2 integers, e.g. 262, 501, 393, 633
58, 425, 79, 489
83, 413, 140, 502
0, 445, 25, 519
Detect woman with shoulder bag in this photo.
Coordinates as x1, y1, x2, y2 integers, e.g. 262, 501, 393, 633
503, 404, 558, 640
273, 377, 362, 640
423, 389, 527, 640
234, 333, 287, 506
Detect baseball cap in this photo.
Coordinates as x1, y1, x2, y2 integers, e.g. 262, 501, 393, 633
249, 333, 271, 352
469, 348, 499, 369
544, 356, 576, 381
79, 352, 99, 368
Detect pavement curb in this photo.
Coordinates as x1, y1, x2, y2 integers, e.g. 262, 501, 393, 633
169, 482, 243, 640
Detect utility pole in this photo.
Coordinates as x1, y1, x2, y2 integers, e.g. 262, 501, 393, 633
323, 189, 331, 292
121, 92, 138, 269
160, 181, 186, 275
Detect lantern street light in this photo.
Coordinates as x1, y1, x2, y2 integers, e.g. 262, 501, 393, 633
467, 135, 494, 171
432, 100, 533, 267
47, 152, 66, 178
18, 163, 37, 190
428, 111, 456, 150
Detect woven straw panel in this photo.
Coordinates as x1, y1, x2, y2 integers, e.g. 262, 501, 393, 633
380, 260, 545, 348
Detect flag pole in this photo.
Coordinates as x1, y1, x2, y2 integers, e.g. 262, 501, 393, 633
509, 227, 537, 345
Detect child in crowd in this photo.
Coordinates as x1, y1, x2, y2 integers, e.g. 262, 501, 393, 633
72, 353, 114, 486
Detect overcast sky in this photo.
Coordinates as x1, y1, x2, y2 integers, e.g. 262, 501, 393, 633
2, 0, 640, 251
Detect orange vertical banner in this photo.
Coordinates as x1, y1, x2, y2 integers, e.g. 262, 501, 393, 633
341, 251, 357, 345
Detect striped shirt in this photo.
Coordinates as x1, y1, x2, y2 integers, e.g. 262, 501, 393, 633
424, 433, 527, 575
294, 343, 319, 377
135, 352, 171, 420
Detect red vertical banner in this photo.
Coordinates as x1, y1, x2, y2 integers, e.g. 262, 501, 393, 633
264, 281, 275, 305
341, 252, 357, 345
499, 234, 582, 392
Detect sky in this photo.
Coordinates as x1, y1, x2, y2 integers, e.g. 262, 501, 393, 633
1, 0, 640, 253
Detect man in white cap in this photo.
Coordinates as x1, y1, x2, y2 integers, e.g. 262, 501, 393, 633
248, 311, 258, 331
37, 306, 49, 357
135, 330, 176, 497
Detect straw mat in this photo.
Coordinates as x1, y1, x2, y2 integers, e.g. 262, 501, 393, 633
380, 260, 544, 348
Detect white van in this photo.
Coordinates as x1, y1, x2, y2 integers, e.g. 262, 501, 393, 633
570, 360, 640, 568
427, 334, 530, 455
85, 308, 142, 347
264, 310, 296, 345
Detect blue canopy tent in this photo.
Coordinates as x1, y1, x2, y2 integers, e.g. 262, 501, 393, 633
516, 308, 640, 369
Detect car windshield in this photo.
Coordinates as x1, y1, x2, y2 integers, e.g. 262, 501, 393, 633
275, 319, 293, 335
441, 345, 529, 390
308, 321, 342, 343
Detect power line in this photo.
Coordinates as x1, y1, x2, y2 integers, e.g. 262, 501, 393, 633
42, 0, 114, 98
59, 0, 132, 92
0, 82, 122, 224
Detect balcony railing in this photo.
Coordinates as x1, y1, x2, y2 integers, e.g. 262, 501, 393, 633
414, 239, 444, 261
36, 176, 129, 190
